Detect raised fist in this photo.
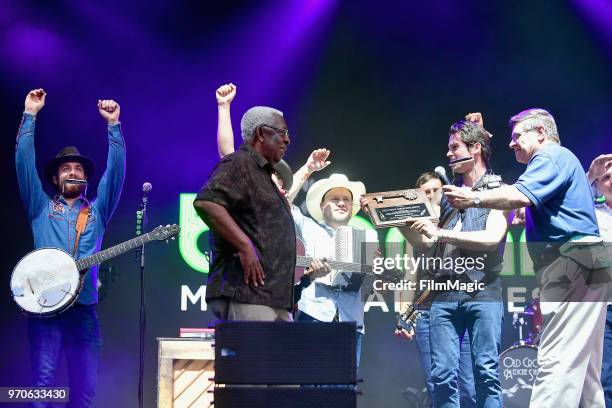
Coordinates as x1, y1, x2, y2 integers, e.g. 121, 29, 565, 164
98, 99, 120, 124
24, 88, 46, 115
465, 112, 483, 127
216, 83, 236, 106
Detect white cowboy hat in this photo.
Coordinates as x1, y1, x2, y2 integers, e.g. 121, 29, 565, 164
305, 173, 366, 222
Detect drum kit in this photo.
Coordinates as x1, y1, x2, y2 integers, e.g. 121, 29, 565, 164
501, 298, 542, 408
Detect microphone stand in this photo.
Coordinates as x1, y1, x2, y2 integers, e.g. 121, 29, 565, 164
135, 192, 148, 408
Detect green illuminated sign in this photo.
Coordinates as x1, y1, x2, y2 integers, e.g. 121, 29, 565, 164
384, 227, 406, 270
500, 231, 515, 276
178, 195, 530, 277
519, 228, 535, 276
348, 214, 376, 231
178, 193, 209, 274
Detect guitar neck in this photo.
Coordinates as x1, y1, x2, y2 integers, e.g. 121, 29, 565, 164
296, 256, 373, 274
76, 233, 154, 271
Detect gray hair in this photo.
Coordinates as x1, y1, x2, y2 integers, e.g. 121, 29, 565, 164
509, 108, 560, 145
240, 106, 284, 142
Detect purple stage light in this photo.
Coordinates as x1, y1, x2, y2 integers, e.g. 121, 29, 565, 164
571, 0, 612, 53
1, 23, 69, 75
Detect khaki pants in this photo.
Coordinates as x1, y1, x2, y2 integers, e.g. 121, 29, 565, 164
208, 298, 293, 322
530, 246, 609, 408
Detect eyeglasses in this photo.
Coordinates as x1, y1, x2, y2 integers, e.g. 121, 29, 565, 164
510, 127, 537, 143
261, 124, 290, 139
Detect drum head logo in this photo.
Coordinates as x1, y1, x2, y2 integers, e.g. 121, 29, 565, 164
501, 346, 538, 408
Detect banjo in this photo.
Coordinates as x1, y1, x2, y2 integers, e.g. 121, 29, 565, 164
10, 224, 180, 317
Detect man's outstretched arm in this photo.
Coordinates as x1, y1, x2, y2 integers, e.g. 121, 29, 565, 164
216, 83, 236, 158
95, 99, 126, 226
443, 185, 532, 211
15, 88, 48, 220
286, 148, 331, 204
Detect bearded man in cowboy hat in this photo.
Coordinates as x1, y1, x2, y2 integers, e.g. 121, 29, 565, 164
291, 173, 377, 368
15, 88, 126, 408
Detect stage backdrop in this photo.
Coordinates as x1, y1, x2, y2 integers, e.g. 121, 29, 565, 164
1, 1, 611, 407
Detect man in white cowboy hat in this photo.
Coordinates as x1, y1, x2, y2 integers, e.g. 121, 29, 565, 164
293, 173, 377, 368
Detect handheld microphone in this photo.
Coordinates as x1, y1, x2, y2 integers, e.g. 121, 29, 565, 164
142, 182, 152, 195
435, 165, 465, 216
434, 166, 451, 186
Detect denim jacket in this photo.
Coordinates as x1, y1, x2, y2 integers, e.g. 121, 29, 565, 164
15, 113, 126, 304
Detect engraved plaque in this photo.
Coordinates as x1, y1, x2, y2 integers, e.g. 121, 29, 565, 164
364, 189, 438, 228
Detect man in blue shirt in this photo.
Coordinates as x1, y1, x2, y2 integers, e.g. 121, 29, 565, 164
15, 88, 126, 408
444, 108, 607, 407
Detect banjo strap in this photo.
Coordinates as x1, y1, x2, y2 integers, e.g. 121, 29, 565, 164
73, 204, 90, 257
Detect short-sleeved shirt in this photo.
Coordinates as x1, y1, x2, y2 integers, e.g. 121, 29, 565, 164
195, 144, 296, 310
513, 143, 599, 244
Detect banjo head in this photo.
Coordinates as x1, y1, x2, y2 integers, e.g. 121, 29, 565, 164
10, 248, 80, 316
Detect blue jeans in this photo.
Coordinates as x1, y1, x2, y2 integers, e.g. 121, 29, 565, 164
28, 304, 102, 408
429, 301, 503, 408
415, 310, 476, 408
602, 305, 612, 408
296, 311, 363, 369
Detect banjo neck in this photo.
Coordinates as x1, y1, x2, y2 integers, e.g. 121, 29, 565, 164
75, 232, 155, 271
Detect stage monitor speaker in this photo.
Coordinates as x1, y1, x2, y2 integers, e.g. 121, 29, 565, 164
214, 387, 356, 408
214, 321, 356, 385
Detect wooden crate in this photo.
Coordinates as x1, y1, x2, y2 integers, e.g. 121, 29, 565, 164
157, 337, 215, 408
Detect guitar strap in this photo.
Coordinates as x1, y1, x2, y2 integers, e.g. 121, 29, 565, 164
73, 204, 90, 256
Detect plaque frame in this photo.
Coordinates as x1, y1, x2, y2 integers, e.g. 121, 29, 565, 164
363, 189, 438, 229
